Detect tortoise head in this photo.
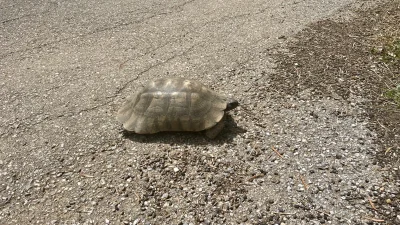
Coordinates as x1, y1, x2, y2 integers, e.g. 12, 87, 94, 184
225, 98, 239, 111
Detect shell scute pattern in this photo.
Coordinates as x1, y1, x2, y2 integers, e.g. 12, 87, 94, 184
117, 78, 230, 135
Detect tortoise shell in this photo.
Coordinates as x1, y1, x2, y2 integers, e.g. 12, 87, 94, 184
117, 78, 234, 135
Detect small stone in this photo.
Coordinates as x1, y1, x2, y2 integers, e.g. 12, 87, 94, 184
386, 199, 392, 204
173, 167, 179, 172
317, 163, 329, 170
161, 193, 169, 199
293, 204, 302, 209
307, 213, 315, 219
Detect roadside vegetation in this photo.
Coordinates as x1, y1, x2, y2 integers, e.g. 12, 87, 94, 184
272, 1, 400, 223
371, 2, 400, 107
373, 37, 400, 107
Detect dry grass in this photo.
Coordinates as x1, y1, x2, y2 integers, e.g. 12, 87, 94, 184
270, 1, 400, 223
369, 2, 400, 106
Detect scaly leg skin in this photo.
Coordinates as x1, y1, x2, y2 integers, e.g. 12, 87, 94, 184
205, 115, 225, 139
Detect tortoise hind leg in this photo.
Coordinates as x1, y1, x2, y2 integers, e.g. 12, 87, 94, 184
205, 115, 225, 139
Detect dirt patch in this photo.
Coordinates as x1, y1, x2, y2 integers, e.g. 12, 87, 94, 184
270, 0, 400, 223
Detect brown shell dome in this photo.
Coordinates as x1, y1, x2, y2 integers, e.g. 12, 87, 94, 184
116, 78, 229, 134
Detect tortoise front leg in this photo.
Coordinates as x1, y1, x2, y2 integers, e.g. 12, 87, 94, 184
204, 115, 225, 139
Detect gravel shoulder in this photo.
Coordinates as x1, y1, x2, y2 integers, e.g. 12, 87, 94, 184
0, 0, 399, 224
269, 1, 400, 223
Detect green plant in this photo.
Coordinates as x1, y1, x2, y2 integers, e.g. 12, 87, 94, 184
372, 38, 400, 63
384, 84, 400, 107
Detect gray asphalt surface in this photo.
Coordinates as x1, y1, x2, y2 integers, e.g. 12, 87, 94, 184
1, 0, 395, 224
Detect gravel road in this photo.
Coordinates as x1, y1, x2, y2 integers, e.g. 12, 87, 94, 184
1, 0, 399, 224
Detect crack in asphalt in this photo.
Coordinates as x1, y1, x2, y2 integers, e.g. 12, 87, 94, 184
0, 100, 115, 138
0, 43, 197, 137
1, 13, 36, 24
115, 44, 197, 95
0, 0, 266, 140
0, 0, 198, 60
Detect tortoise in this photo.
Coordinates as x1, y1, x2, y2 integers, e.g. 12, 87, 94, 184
116, 77, 239, 138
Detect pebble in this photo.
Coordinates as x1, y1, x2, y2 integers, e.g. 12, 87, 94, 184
161, 193, 169, 199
